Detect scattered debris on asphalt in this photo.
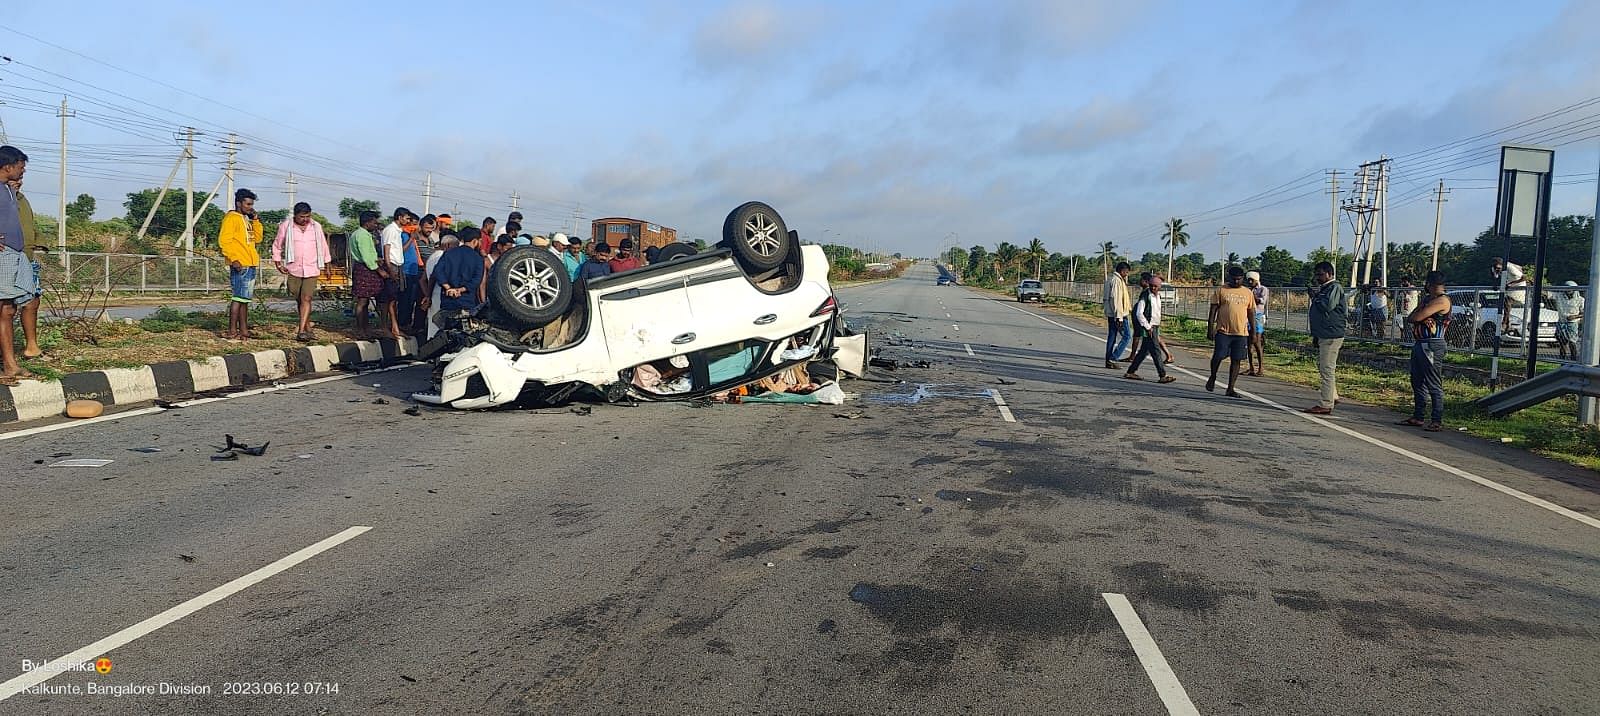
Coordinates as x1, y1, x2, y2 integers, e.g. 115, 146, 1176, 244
995, 377, 1017, 385
49, 458, 114, 468
214, 434, 269, 459
128, 447, 162, 453
154, 399, 183, 409
48, 452, 71, 458
833, 411, 867, 420
237, 443, 269, 457
570, 405, 593, 416
179, 554, 196, 563
403, 406, 423, 416
372, 398, 390, 405
296, 454, 314, 459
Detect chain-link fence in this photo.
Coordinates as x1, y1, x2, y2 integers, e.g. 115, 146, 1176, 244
1040, 280, 1590, 363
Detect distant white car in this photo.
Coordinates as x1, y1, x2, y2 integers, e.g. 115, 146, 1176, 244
413, 202, 843, 409
1016, 279, 1045, 302
1444, 290, 1559, 348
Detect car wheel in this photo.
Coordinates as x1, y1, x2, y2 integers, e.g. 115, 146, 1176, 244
721, 201, 790, 272
488, 246, 573, 326
656, 243, 699, 262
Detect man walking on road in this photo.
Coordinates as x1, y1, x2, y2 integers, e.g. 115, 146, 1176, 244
1103, 261, 1131, 368
270, 202, 332, 342
1206, 266, 1255, 397
218, 188, 264, 341
1245, 271, 1269, 376
1125, 272, 1175, 384
1305, 260, 1346, 415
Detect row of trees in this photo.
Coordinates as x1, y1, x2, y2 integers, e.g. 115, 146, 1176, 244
947, 214, 1597, 288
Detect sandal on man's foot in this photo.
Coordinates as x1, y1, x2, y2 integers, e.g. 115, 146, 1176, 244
1396, 418, 1425, 427
1122, 373, 1143, 380
1424, 422, 1443, 432
1157, 376, 1176, 384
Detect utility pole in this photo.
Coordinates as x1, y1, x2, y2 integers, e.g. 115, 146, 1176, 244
0, 100, 9, 143
1429, 179, 1450, 270
1378, 155, 1389, 287
1217, 226, 1229, 284
222, 132, 240, 205
509, 191, 520, 212
1344, 161, 1377, 288
284, 173, 297, 211
422, 172, 434, 215
56, 97, 73, 262
1326, 169, 1341, 257
182, 127, 196, 257
1580, 151, 1600, 424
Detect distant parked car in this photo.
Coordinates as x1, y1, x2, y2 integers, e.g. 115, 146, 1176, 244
1016, 279, 1045, 302
1444, 290, 1559, 348
937, 275, 955, 286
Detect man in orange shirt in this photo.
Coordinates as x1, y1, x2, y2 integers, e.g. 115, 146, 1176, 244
1205, 265, 1256, 397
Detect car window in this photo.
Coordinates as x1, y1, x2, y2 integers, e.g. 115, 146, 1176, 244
1020, 281, 1041, 288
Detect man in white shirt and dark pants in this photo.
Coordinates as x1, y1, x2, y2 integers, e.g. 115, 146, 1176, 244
1124, 272, 1176, 383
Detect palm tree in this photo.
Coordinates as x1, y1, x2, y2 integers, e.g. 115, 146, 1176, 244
994, 242, 1022, 283
1026, 237, 1047, 279
1098, 241, 1117, 278
1162, 218, 1188, 282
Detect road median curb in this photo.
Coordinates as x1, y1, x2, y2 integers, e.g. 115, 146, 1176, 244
0, 336, 418, 423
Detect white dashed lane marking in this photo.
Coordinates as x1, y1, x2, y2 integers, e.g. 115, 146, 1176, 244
1103, 593, 1201, 716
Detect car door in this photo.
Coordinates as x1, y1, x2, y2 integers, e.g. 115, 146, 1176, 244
591, 275, 696, 369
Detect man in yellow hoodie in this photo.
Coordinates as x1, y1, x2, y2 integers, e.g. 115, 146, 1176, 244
217, 188, 263, 340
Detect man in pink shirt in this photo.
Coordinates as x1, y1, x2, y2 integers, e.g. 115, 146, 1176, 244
271, 202, 332, 342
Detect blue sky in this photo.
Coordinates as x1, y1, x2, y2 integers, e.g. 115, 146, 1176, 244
2, 0, 1598, 262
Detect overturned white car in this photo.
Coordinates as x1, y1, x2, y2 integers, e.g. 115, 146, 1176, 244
412, 202, 849, 408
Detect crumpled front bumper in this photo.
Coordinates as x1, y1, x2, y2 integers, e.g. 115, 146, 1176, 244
410, 341, 528, 409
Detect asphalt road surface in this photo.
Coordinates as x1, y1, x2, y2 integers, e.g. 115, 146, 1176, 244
3, 262, 1598, 715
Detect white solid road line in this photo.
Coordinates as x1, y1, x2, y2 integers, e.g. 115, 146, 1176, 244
0, 364, 415, 443
964, 343, 976, 356
998, 301, 1600, 531
1102, 593, 1201, 716
0, 525, 372, 703
987, 389, 1017, 423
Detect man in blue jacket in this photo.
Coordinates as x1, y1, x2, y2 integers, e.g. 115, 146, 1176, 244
1305, 260, 1346, 415
434, 228, 486, 314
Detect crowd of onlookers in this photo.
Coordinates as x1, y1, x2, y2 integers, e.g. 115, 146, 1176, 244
1101, 260, 1459, 432
215, 193, 665, 342
0, 139, 677, 383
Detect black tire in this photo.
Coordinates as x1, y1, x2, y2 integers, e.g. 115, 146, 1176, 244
721, 201, 790, 272
488, 246, 572, 327
655, 243, 699, 262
